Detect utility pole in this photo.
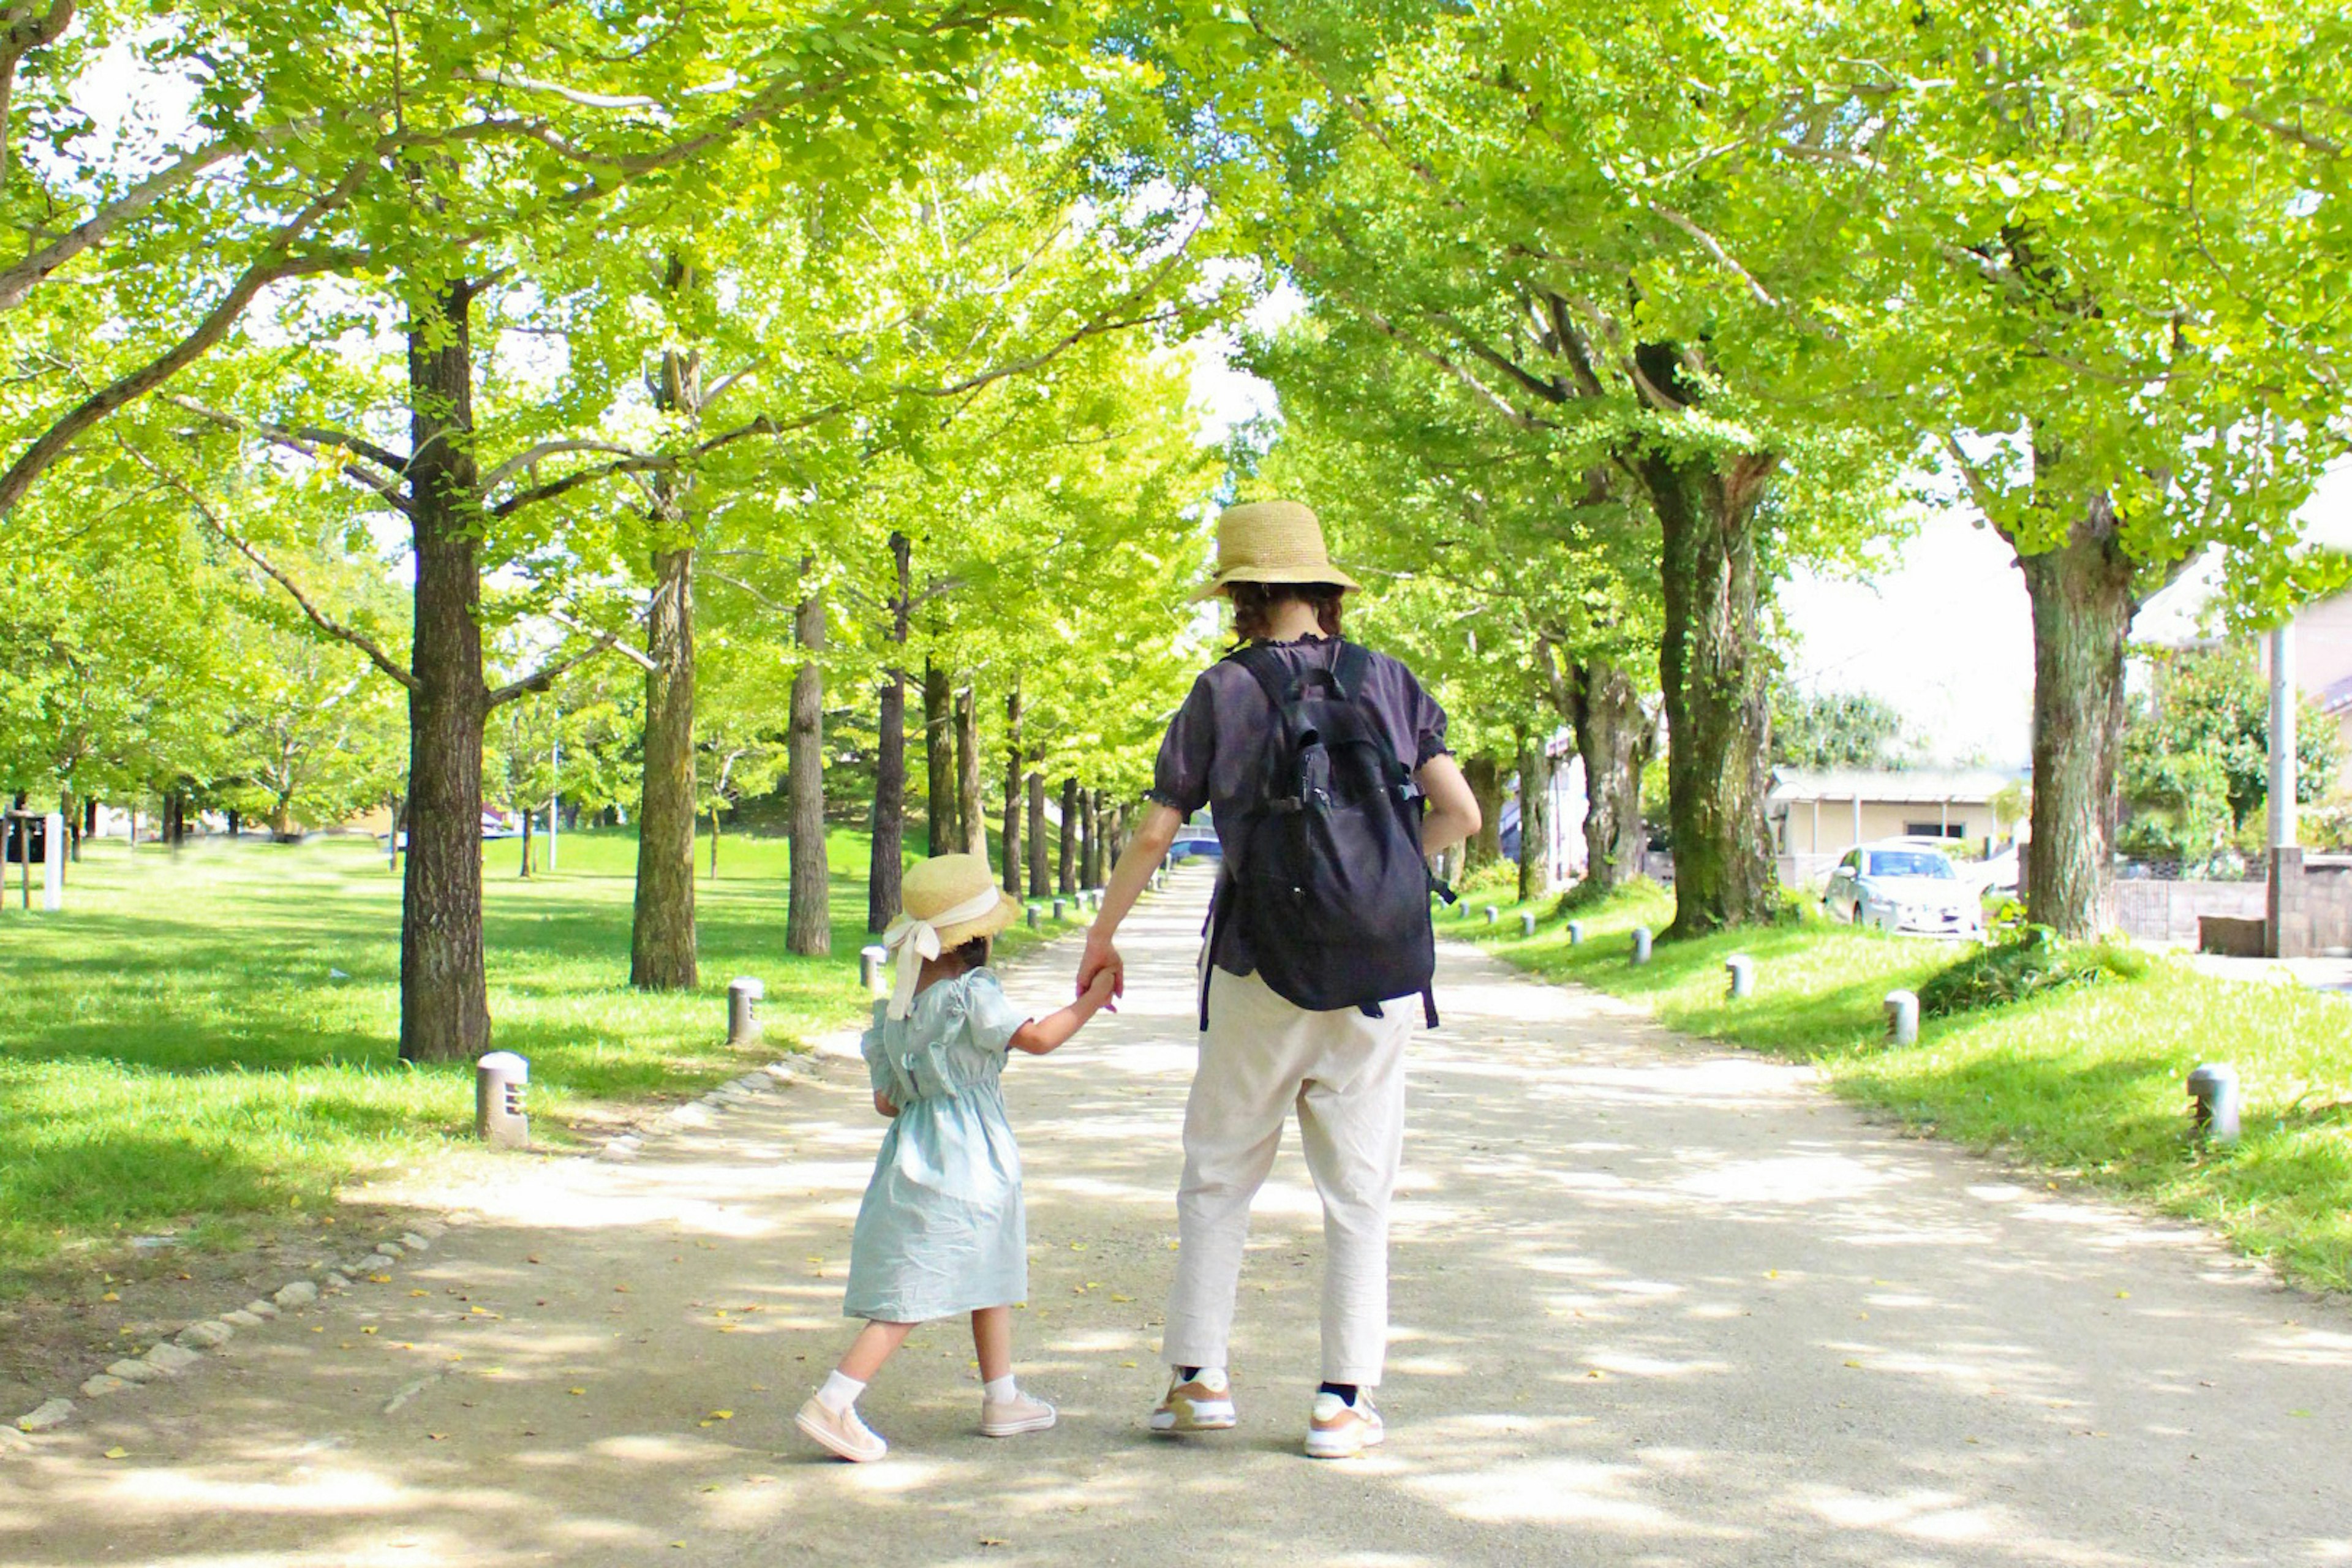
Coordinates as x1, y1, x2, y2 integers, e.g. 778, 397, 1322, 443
548, 736, 560, 872
2269, 621, 2297, 850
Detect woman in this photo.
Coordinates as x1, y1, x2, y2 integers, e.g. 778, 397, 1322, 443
1077, 499, 1480, 1460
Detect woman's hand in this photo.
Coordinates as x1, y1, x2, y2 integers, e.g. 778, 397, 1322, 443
872, 1090, 899, 1118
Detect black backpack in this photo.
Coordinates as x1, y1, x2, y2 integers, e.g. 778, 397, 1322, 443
1201, 639, 1440, 1030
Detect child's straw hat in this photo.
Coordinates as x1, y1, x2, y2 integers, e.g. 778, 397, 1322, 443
1188, 499, 1363, 602
880, 854, 1022, 1019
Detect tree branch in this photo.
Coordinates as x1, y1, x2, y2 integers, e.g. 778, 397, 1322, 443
547, 606, 658, 672
160, 393, 413, 501
491, 404, 845, 516
486, 632, 625, 707
478, 437, 642, 492
1651, 203, 1780, 309
129, 445, 418, 691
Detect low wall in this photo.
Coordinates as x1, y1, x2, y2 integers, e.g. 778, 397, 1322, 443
2112, 878, 2265, 946
2268, 848, 2352, 958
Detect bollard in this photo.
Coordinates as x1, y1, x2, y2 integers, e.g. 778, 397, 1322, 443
1483, 905, 1498, 925
1567, 920, 1585, 946
728, 976, 764, 1045
1726, 953, 1754, 999
1883, 989, 1918, 1046
1052, 898, 1067, 921
475, 1052, 529, 1148
2186, 1063, 2241, 1142
859, 945, 887, 998
1027, 905, 1041, 929
1630, 926, 1652, 964
1520, 910, 1537, 937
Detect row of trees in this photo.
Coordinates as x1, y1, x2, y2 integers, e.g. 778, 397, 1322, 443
1118, 1, 2351, 940
0, 2, 1222, 1059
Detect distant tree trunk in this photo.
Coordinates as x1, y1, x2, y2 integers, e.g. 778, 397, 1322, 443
398, 278, 492, 1065
1461, 755, 1505, 869
709, 805, 721, 880
1056, 776, 1078, 894
922, 659, 955, 857
631, 544, 697, 990
956, 682, 987, 858
519, 808, 533, 878
868, 531, 913, 933
1026, 769, 1048, 897
1078, 786, 1098, 888
225, 807, 239, 838
1635, 434, 1779, 938
786, 564, 830, 956
1554, 651, 1651, 892
1001, 682, 1023, 894
2010, 490, 2141, 937
78, 796, 94, 860
1517, 729, 1552, 902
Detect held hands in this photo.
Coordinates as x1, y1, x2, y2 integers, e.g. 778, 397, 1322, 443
1076, 933, 1125, 1005
1080, 965, 1118, 1015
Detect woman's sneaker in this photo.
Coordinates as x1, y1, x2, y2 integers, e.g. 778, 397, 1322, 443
981, 1390, 1058, 1437
1149, 1368, 1237, 1433
1304, 1390, 1384, 1459
795, 1395, 888, 1462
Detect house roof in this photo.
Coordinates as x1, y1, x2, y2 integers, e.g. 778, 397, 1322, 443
1768, 767, 2019, 806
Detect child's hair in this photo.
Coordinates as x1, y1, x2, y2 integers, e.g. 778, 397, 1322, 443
1229, 581, 1345, 644
946, 935, 990, 972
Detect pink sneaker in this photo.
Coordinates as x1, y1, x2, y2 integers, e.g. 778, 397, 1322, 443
795, 1395, 887, 1461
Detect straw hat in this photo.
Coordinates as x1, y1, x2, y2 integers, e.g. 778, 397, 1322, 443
1188, 499, 1363, 602
880, 853, 1022, 1018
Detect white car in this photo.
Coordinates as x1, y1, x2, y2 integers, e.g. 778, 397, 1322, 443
1823, 840, 1985, 938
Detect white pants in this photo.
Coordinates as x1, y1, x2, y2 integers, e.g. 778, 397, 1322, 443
1163, 963, 1412, 1387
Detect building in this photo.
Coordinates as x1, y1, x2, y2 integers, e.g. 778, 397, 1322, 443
1770, 767, 2022, 886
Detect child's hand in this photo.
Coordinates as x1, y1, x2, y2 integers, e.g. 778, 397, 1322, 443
873, 1090, 899, 1118
1083, 967, 1118, 1014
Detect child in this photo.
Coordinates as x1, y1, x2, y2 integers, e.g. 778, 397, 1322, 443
795, 853, 1117, 1463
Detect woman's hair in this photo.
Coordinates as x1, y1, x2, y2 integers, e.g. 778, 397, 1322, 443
1228, 581, 1345, 645
946, 935, 990, 973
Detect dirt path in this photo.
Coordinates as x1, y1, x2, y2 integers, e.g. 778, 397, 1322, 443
6, 867, 2349, 1566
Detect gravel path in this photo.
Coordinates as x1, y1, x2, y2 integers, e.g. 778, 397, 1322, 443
5, 867, 2348, 1566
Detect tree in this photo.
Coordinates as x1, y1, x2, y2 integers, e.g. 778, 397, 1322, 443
2120, 646, 2338, 870
1772, 688, 1908, 772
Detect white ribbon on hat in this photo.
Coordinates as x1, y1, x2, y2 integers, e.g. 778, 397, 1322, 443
880, 883, 1008, 1020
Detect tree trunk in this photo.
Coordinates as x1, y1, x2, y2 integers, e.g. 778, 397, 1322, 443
1055, 776, 1077, 894
1517, 729, 1552, 902
399, 279, 494, 1065
1567, 655, 1651, 891
519, 809, 533, 878
1637, 443, 1780, 938
224, 807, 239, 838
1001, 684, 1023, 894
1461, 755, 1506, 869
956, 682, 987, 858
922, 659, 955, 857
2013, 494, 2138, 937
1027, 769, 1048, 897
709, 805, 721, 880
868, 532, 912, 933
786, 565, 830, 956
630, 546, 697, 989
1077, 785, 1096, 889
78, 795, 94, 859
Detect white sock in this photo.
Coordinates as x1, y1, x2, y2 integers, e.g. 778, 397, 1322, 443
816, 1371, 865, 1414
982, 1374, 1019, 1404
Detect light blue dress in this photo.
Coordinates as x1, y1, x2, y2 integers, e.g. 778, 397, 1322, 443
845, 969, 1031, 1323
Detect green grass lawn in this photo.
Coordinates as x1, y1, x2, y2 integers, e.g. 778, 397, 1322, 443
1447, 878, 2352, 1294
0, 826, 1088, 1289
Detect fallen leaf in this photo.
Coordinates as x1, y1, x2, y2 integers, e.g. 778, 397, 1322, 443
426, 1433, 447, 1441
709, 1410, 733, 1420
103, 1447, 127, 1460
2114, 1290, 2130, 1300
100, 1291, 119, 1303
1843, 1360, 1862, 1369
363, 1327, 379, 1335
410, 1290, 428, 1298
568, 1388, 586, 1396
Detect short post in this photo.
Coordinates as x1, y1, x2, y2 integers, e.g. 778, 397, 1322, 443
1725, 954, 1754, 999
2186, 1064, 2241, 1143
1883, 989, 1918, 1046
1052, 897, 1067, 921
727, 976, 763, 1046
475, 1052, 529, 1148
40, 812, 62, 912
1027, 905, 1041, 930
1630, 926, 1652, 964
1483, 905, 1498, 925
1567, 920, 1585, 946
1519, 910, 1537, 937
859, 945, 887, 997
